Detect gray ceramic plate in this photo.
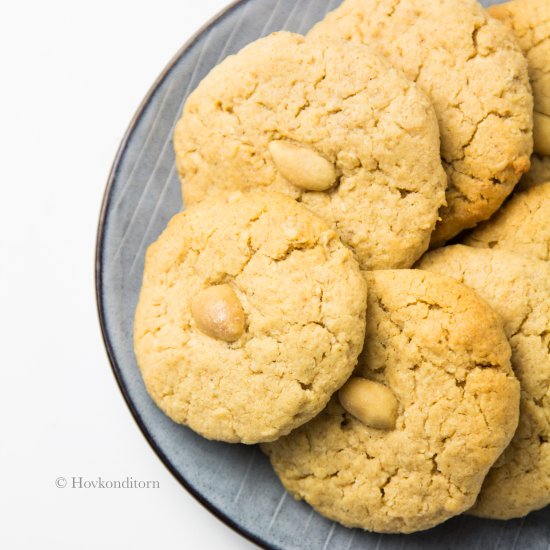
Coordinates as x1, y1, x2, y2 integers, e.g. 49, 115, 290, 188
96, 1, 550, 548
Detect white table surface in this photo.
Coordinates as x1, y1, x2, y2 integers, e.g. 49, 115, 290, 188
1, 1, 258, 548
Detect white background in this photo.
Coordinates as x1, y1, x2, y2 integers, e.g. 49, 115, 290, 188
1, 1, 257, 548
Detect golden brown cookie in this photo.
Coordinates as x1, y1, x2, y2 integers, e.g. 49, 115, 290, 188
488, 0, 550, 156
310, 0, 533, 246
418, 245, 550, 519
174, 32, 447, 270
134, 191, 367, 444
464, 182, 550, 262
263, 269, 519, 533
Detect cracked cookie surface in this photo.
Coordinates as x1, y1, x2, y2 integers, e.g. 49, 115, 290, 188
464, 182, 550, 263
174, 32, 446, 270
418, 245, 550, 519
310, 0, 533, 245
263, 269, 519, 533
489, 0, 550, 156
133, 191, 367, 444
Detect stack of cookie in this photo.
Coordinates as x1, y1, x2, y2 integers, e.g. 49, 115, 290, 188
134, 0, 550, 534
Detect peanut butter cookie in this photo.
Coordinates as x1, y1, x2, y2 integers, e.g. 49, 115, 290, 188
310, 0, 533, 246
174, 32, 446, 270
134, 191, 367, 444
263, 269, 519, 533
489, 0, 550, 197
489, 0, 550, 156
418, 245, 550, 519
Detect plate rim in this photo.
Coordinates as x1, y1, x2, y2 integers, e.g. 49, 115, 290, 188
94, 1, 275, 548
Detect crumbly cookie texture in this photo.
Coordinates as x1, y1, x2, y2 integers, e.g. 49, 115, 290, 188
464, 182, 550, 262
263, 269, 519, 533
310, 0, 533, 246
134, 191, 367, 444
489, 0, 550, 156
418, 246, 550, 519
518, 154, 550, 190
174, 32, 447, 270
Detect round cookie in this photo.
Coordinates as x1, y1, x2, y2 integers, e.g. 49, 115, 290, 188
518, 154, 550, 190
488, 0, 550, 156
418, 245, 550, 519
464, 182, 550, 263
134, 191, 367, 444
263, 269, 520, 533
174, 32, 447, 270
310, 0, 533, 246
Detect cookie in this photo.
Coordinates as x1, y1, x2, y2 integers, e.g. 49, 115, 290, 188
134, 191, 367, 444
174, 32, 447, 270
488, 0, 550, 156
418, 245, 550, 519
310, 0, 533, 246
464, 182, 550, 263
518, 154, 550, 190
263, 269, 519, 533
